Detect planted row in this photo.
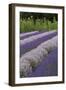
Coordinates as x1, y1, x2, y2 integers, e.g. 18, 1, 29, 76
20, 31, 57, 56
20, 30, 56, 45
20, 31, 39, 39
29, 48, 58, 77
20, 31, 42, 40
20, 36, 58, 77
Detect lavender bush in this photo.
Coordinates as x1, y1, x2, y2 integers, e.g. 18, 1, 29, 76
20, 36, 58, 77
20, 30, 56, 45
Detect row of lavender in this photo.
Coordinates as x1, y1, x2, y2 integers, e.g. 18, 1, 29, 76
20, 30, 58, 77
29, 48, 58, 77
20, 30, 57, 56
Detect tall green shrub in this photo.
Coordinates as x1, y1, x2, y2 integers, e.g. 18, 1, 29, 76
20, 17, 58, 33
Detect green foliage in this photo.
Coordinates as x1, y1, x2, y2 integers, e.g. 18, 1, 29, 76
20, 17, 58, 32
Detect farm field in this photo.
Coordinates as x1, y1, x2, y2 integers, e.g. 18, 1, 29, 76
20, 30, 58, 77
20, 12, 58, 78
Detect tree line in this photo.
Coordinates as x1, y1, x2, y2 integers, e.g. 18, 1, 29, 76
20, 12, 58, 24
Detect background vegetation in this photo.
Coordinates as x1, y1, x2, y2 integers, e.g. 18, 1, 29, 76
20, 12, 58, 33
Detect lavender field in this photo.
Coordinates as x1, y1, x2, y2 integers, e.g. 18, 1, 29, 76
20, 30, 58, 78
20, 12, 58, 78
